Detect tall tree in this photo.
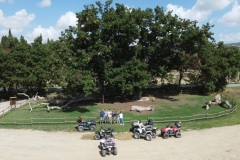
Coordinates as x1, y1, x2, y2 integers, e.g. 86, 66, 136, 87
0, 31, 20, 95
9, 36, 31, 91
198, 41, 240, 92
62, 0, 151, 102
28, 35, 52, 95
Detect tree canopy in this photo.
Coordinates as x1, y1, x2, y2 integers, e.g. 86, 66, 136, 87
1, 0, 240, 101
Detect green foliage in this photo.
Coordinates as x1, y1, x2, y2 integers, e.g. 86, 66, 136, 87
198, 42, 240, 92
108, 58, 150, 96
1, 1, 240, 100
65, 70, 97, 96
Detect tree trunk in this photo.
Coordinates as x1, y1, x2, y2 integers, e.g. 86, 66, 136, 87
178, 70, 183, 87
101, 83, 105, 104
102, 94, 104, 104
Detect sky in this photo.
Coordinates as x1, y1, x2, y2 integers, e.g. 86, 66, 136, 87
0, 0, 240, 44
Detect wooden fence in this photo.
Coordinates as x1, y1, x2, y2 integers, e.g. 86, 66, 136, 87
148, 105, 237, 123
0, 105, 237, 125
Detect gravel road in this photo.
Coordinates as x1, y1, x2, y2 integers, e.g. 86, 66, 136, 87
0, 125, 240, 160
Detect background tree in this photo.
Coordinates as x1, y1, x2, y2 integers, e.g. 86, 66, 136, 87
8, 36, 31, 92
1, 1, 239, 100
198, 41, 239, 92
28, 35, 52, 95
0, 30, 21, 96
173, 22, 214, 87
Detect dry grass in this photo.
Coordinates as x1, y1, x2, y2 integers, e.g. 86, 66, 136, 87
81, 133, 95, 140
115, 132, 132, 140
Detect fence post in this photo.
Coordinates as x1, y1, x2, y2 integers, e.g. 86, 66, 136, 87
65, 117, 66, 124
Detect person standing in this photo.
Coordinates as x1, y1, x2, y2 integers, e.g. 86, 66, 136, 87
104, 109, 108, 123
112, 109, 116, 124
108, 109, 112, 124
116, 111, 120, 124
99, 109, 105, 124
119, 111, 124, 125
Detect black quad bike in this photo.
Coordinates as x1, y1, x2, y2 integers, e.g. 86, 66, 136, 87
160, 122, 181, 139
94, 126, 115, 140
133, 125, 157, 141
77, 120, 97, 132
99, 136, 117, 157
130, 119, 154, 133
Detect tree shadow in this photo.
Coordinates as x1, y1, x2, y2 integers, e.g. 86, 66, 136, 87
62, 100, 97, 112
162, 96, 180, 101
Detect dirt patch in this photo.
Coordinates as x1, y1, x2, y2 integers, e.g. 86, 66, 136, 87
1, 125, 240, 160
115, 132, 132, 140
98, 99, 153, 111
95, 95, 199, 115
97, 97, 156, 115
81, 133, 95, 140
81, 132, 132, 140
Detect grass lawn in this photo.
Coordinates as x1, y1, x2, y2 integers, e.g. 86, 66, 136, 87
0, 87, 239, 132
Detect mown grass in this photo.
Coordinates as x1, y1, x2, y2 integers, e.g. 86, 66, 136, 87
0, 87, 239, 132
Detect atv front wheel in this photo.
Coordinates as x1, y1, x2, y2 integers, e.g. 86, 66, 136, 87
134, 132, 140, 139
133, 127, 138, 133
162, 132, 169, 139
145, 134, 152, 141
175, 131, 181, 138
112, 147, 117, 155
152, 132, 157, 138
101, 149, 106, 157
94, 134, 100, 140
77, 126, 84, 132
90, 125, 95, 131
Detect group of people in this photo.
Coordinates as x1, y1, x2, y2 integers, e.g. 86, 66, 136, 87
99, 109, 124, 125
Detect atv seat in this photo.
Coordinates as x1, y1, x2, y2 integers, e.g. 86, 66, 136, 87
146, 119, 153, 125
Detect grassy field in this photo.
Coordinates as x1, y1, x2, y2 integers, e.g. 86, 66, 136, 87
0, 87, 239, 132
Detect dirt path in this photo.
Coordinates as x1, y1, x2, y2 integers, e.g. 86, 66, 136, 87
0, 100, 27, 116
0, 125, 240, 160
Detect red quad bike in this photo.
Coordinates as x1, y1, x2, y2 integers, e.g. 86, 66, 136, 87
160, 122, 181, 139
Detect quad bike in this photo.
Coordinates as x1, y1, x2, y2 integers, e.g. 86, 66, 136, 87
160, 122, 181, 139
130, 119, 154, 133
99, 136, 117, 157
77, 119, 97, 132
94, 126, 115, 140
133, 125, 157, 141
